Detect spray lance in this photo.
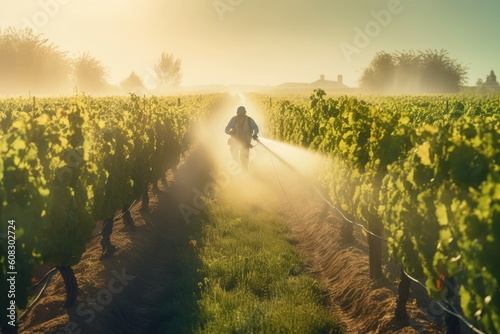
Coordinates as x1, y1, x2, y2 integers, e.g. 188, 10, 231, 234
251, 136, 298, 171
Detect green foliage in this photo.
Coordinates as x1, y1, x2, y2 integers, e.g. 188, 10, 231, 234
0, 93, 224, 317
251, 90, 500, 333
360, 49, 468, 94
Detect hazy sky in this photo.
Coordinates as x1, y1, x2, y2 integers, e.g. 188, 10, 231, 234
1, 0, 499, 87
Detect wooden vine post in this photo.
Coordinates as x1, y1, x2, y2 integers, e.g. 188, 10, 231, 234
122, 203, 134, 226
444, 277, 461, 334
395, 266, 411, 319
340, 219, 354, 242
57, 265, 78, 307
100, 217, 116, 258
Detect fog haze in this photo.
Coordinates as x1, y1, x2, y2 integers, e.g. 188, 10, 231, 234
1, 0, 499, 88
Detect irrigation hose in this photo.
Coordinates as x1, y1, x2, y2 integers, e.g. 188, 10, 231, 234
402, 267, 485, 334
31, 267, 57, 290
257, 137, 486, 334
257, 138, 385, 241
18, 269, 57, 324
263, 142, 303, 225
18, 197, 140, 324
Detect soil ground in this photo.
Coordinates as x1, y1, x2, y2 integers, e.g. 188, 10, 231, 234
17, 95, 445, 334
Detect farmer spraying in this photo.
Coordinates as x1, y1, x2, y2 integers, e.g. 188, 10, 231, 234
225, 106, 259, 169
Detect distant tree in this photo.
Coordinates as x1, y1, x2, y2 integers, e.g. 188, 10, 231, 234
360, 49, 468, 94
392, 50, 422, 93
72, 52, 108, 94
360, 51, 395, 93
0, 28, 70, 95
476, 70, 500, 93
485, 70, 499, 87
419, 50, 467, 93
154, 52, 182, 89
120, 71, 145, 93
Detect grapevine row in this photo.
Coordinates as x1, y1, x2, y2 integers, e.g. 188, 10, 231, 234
0, 93, 224, 330
252, 90, 500, 333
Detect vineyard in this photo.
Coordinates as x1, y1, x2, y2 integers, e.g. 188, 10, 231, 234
0, 91, 499, 333
251, 90, 500, 334
0, 94, 224, 333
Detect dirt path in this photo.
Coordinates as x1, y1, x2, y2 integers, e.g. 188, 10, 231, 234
18, 94, 444, 334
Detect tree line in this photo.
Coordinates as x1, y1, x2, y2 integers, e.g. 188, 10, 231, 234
0, 27, 182, 96
360, 49, 468, 94
359, 49, 498, 94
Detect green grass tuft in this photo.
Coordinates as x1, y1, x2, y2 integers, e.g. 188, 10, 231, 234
194, 198, 343, 334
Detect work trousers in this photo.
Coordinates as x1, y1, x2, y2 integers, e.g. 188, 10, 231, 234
229, 139, 250, 170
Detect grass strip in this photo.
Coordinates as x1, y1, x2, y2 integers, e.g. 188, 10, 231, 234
192, 196, 343, 334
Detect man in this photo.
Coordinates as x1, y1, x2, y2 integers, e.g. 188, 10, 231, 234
225, 106, 259, 169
